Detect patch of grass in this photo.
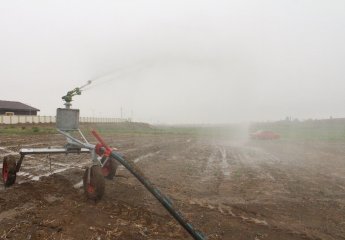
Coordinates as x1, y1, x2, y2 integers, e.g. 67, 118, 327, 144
32, 126, 40, 133
3, 119, 343, 143
84, 122, 162, 136
156, 125, 248, 140
0, 125, 56, 135
82, 123, 243, 138
251, 119, 345, 142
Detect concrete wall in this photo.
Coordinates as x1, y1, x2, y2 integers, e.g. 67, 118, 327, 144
0, 115, 130, 124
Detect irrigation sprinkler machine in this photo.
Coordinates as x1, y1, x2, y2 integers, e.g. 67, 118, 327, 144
1, 83, 206, 240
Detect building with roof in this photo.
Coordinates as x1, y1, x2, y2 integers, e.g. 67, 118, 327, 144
0, 100, 40, 116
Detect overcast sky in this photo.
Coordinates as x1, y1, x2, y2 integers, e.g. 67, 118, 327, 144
0, 0, 344, 124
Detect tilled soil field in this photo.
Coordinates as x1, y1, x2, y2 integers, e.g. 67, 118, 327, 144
0, 130, 345, 240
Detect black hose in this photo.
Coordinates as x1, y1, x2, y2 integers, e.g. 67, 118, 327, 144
110, 151, 206, 240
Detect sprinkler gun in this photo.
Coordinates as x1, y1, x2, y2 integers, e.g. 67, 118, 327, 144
62, 80, 92, 108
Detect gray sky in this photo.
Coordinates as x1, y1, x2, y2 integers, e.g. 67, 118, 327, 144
1, 0, 344, 124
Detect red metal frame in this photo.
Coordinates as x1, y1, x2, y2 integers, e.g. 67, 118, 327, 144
92, 130, 112, 157
92, 130, 116, 177
2, 161, 8, 183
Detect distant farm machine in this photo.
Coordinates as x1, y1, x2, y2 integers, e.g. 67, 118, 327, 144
1, 82, 206, 240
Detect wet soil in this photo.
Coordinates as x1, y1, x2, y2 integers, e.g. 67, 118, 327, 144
0, 132, 345, 240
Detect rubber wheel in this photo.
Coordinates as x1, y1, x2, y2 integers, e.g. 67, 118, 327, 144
102, 157, 118, 180
2, 155, 17, 187
83, 165, 105, 201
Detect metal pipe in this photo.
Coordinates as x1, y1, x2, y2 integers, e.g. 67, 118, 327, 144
16, 147, 90, 172
57, 129, 94, 150
78, 129, 89, 144
91, 130, 110, 149
20, 148, 90, 155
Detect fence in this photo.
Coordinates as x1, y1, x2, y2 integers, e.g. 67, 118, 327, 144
0, 115, 130, 124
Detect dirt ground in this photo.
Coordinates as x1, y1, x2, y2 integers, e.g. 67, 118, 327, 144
0, 130, 345, 240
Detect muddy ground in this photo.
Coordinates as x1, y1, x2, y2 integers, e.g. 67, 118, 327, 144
0, 128, 345, 240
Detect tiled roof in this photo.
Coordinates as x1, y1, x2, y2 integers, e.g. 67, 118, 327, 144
0, 100, 39, 111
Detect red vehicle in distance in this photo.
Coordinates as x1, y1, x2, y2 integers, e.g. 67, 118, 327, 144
250, 130, 280, 140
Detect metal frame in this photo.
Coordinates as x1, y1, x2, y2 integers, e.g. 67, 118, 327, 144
16, 106, 98, 173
